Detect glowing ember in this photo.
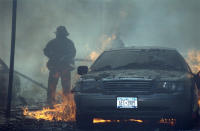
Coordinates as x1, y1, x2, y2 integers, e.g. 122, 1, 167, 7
186, 50, 200, 73
159, 118, 176, 126
23, 93, 76, 122
93, 118, 143, 124
128, 118, 143, 123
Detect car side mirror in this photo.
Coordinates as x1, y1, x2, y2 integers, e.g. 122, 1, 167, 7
77, 66, 88, 75
195, 71, 200, 89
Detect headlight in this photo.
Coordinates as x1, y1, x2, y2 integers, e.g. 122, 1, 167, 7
80, 79, 100, 91
157, 81, 184, 91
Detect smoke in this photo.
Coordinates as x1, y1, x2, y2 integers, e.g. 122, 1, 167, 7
128, 0, 200, 53
0, 0, 200, 95
0, 0, 12, 63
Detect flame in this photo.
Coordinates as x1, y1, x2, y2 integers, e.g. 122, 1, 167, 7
40, 58, 49, 74
93, 118, 112, 123
93, 118, 177, 125
186, 50, 200, 73
23, 93, 76, 122
93, 118, 143, 124
101, 34, 116, 51
90, 51, 99, 61
128, 119, 143, 123
198, 95, 200, 108
89, 34, 117, 61
40, 66, 48, 74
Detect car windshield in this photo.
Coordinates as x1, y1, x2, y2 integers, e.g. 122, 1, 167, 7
91, 49, 188, 72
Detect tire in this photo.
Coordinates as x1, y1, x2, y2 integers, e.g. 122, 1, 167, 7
76, 114, 93, 129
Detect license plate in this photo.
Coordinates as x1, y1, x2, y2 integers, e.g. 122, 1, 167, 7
117, 97, 138, 108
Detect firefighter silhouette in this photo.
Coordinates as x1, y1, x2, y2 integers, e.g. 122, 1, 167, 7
44, 26, 76, 105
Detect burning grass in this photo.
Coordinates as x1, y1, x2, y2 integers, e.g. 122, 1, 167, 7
93, 118, 143, 124
23, 93, 76, 122
93, 118, 175, 126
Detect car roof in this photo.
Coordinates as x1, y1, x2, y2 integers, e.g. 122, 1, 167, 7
104, 46, 177, 52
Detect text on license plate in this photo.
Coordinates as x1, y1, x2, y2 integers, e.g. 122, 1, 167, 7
117, 97, 138, 108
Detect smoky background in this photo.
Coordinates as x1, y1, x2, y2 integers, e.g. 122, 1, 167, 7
0, 0, 200, 104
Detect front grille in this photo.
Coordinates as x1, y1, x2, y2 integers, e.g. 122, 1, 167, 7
102, 80, 153, 92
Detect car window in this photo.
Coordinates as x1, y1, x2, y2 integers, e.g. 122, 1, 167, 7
91, 49, 189, 72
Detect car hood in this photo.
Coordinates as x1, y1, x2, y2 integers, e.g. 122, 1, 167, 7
81, 69, 191, 81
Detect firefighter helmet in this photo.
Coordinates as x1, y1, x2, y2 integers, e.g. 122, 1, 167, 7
55, 26, 69, 36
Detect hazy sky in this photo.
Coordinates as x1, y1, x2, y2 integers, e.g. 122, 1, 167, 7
0, 0, 200, 83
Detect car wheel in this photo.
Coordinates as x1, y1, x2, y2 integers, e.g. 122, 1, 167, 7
76, 114, 93, 129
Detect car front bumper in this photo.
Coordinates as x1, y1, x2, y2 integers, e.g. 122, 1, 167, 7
74, 92, 191, 120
